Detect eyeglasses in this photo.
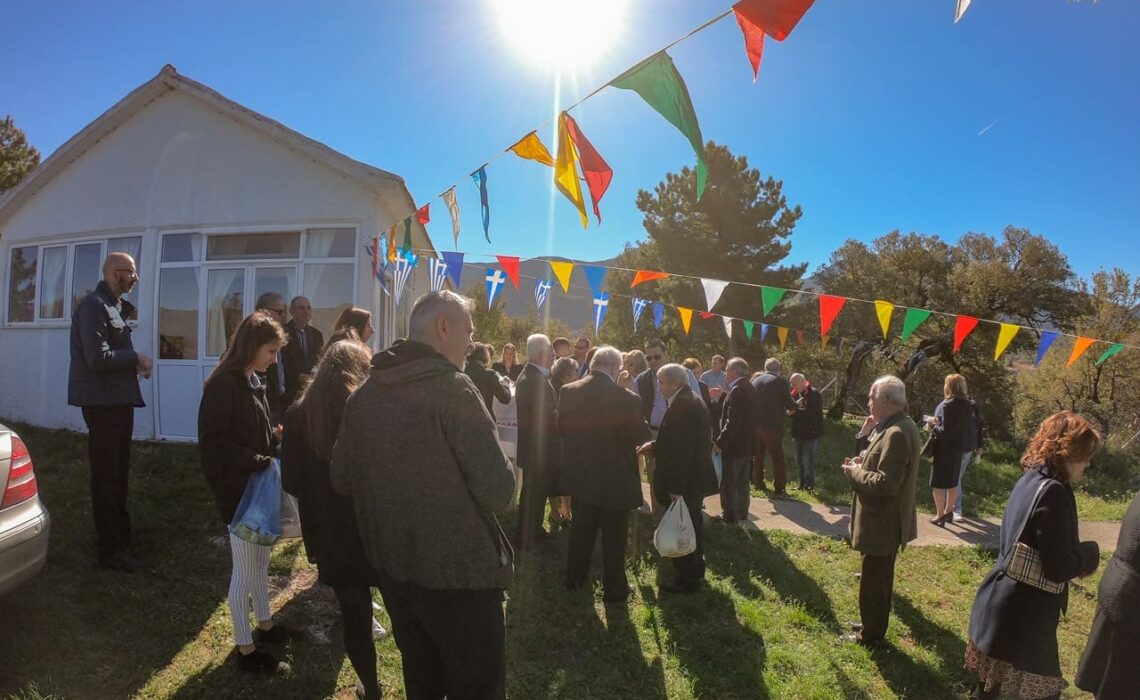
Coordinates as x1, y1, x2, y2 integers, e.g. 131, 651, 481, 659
115, 268, 139, 278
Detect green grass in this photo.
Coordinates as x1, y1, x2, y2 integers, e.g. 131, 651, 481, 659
0, 420, 1114, 699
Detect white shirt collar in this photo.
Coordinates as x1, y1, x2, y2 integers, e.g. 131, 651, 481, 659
666, 386, 685, 406
527, 362, 551, 377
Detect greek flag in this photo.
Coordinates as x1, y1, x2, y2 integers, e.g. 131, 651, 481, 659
535, 278, 552, 310
393, 252, 417, 305
593, 292, 609, 336
428, 257, 448, 292
632, 297, 648, 329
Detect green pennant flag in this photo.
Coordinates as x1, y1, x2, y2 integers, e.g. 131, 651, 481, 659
611, 51, 707, 199
900, 308, 932, 342
1095, 343, 1124, 366
761, 286, 788, 316
400, 218, 413, 256
743, 319, 755, 340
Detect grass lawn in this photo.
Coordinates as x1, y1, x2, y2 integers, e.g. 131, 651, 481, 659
0, 420, 1115, 699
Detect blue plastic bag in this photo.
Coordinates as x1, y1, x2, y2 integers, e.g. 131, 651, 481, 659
229, 458, 283, 546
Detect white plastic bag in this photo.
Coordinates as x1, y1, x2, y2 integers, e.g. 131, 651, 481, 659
653, 497, 696, 558
279, 491, 302, 540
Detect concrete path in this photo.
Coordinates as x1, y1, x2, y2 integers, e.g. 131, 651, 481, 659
640, 484, 1122, 551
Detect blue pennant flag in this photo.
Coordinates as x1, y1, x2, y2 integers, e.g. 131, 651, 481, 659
471, 167, 490, 242
428, 257, 448, 292
362, 239, 390, 296
440, 251, 464, 289
1035, 331, 1060, 366
535, 278, 552, 310
393, 252, 418, 305
582, 265, 607, 296
760, 323, 771, 342
652, 303, 664, 329
632, 298, 648, 329
485, 267, 507, 309
593, 292, 609, 336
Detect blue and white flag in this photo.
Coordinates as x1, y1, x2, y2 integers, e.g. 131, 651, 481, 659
652, 302, 665, 329
485, 267, 507, 309
534, 278, 553, 310
593, 292, 609, 336
632, 297, 648, 329
393, 252, 417, 305
428, 257, 448, 292
362, 239, 390, 296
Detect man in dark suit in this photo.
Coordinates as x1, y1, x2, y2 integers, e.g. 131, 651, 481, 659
254, 292, 289, 423
559, 346, 651, 603
282, 296, 324, 409
751, 357, 798, 496
515, 333, 558, 551
715, 358, 755, 525
640, 363, 718, 593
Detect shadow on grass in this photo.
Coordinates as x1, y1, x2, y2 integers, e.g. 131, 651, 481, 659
860, 593, 970, 700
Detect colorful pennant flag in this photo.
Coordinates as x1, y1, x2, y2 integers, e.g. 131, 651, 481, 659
1096, 343, 1124, 367
743, 320, 755, 340
900, 308, 932, 343
1066, 337, 1095, 368
364, 238, 390, 296
819, 294, 847, 337
954, 0, 972, 24
485, 268, 507, 309
732, 7, 766, 81
563, 113, 613, 224
994, 323, 1020, 361
699, 311, 716, 320
471, 167, 490, 242
953, 315, 980, 353
593, 292, 609, 336
386, 224, 398, 262
874, 300, 894, 339
678, 306, 694, 335
795, 329, 805, 346
632, 298, 649, 329
416, 204, 430, 225
610, 52, 708, 199
442, 187, 461, 248
1035, 331, 1060, 366
509, 131, 555, 167
759, 323, 770, 342
582, 266, 607, 296
761, 286, 788, 316
496, 255, 520, 288
702, 278, 730, 311
535, 278, 552, 310
722, 316, 734, 338
653, 303, 665, 329
428, 256, 448, 292
550, 260, 575, 293
555, 113, 588, 228
401, 218, 413, 257
733, 0, 817, 41
631, 270, 670, 287
393, 252, 417, 305
821, 333, 829, 349
440, 251, 464, 288
777, 326, 789, 349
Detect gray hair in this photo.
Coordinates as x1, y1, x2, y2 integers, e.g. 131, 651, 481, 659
789, 372, 805, 384
590, 345, 622, 374
764, 357, 780, 373
551, 356, 579, 382
656, 363, 688, 388
408, 290, 473, 341
726, 357, 750, 376
870, 375, 907, 408
525, 333, 552, 362
255, 292, 285, 311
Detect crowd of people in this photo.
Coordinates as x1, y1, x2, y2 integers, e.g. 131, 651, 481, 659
65, 255, 1139, 699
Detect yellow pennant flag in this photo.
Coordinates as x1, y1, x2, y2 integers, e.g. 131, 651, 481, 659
1066, 336, 1095, 367
549, 260, 574, 293
777, 326, 789, 349
875, 300, 894, 339
510, 131, 555, 167
994, 323, 1020, 361
387, 224, 398, 262
555, 113, 588, 229
821, 333, 830, 349
677, 306, 693, 335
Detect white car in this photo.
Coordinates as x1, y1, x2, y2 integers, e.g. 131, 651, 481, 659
0, 424, 50, 596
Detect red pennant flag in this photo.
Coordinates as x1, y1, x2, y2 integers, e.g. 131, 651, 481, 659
953, 315, 979, 353
795, 329, 805, 346
733, 8, 766, 81
416, 204, 430, 225
819, 294, 847, 337
631, 270, 670, 287
699, 311, 716, 320
562, 114, 613, 224
733, 0, 817, 41
496, 255, 520, 289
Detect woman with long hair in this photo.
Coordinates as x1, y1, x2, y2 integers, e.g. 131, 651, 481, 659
281, 338, 382, 700
492, 342, 523, 381
199, 312, 289, 674
330, 306, 374, 346
465, 342, 511, 413
964, 411, 1102, 700
925, 374, 974, 527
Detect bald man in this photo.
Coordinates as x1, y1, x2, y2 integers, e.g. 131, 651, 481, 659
68, 252, 152, 573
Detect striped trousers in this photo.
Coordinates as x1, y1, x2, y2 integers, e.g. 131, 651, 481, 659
228, 533, 272, 646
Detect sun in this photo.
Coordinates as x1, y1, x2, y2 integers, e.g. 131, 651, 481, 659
492, 0, 628, 73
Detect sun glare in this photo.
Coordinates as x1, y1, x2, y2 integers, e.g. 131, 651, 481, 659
493, 0, 628, 73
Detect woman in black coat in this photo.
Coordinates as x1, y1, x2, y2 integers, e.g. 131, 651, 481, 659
925, 374, 974, 526
466, 343, 511, 414
964, 411, 1102, 700
1075, 490, 1140, 699
491, 342, 523, 381
280, 336, 382, 700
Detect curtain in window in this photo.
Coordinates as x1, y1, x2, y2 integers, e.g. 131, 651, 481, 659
38, 247, 67, 319
206, 269, 244, 357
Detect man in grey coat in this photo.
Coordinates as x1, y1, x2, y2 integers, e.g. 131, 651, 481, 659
332, 290, 516, 700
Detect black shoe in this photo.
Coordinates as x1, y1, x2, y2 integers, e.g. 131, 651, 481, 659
660, 581, 699, 595
603, 585, 633, 603
236, 648, 289, 674
97, 551, 142, 573
253, 624, 290, 645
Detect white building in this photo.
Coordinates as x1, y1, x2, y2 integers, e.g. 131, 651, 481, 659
0, 65, 434, 440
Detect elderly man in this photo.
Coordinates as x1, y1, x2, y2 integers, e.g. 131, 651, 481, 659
559, 346, 651, 604
68, 252, 152, 572
515, 333, 558, 551
254, 292, 289, 422
714, 358, 755, 525
789, 372, 825, 492
639, 364, 718, 594
331, 290, 516, 699
700, 354, 728, 395
281, 295, 324, 408
751, 357, 798, 496
841, 375, 920, 647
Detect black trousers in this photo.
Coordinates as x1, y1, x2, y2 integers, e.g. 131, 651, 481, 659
377, 577, 505, 700
668, 499, 706, 590
515, 466, 547, 550
333, 585, 380, 700
81, 406, 134, 560
565, 501, 629, 598
719, 455, 752, 523
859, 552, 897, 642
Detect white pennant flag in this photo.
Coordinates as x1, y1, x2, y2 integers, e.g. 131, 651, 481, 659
485, 268, 506, 309
593, 292, 609, 337
442, 187, 461, 248
701, 278, 730, 311
428, 257, 448, 292
393, 252, 417, 305
534, 278, 552, 309
632, 298, 648, 329
722, 316, 734, 339
954, 0, 971, 23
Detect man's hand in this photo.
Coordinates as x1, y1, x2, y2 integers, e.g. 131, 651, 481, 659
708, 386, 724, 400
712, 444, 722, 455
137, 352, 153, 378
670, 493, 681, 502
637, 441, 655, 456
857, 414, 877, 437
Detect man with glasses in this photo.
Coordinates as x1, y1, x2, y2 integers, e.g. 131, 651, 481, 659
573, 337, 591, 378
68, 253, 152, 572
282, 296, 324, 409
255, 292, 288, 422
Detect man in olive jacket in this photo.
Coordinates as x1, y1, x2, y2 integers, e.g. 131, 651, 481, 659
841, 375, 920, 646
331, 291, 515, 700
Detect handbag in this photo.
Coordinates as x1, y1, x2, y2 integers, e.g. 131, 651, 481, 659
654, 497, 696, 558
921, 431, 938, 458
230, 458, 284, 546
1000, 479, 1066, 594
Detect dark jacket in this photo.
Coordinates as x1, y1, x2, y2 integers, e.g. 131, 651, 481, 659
281, 320, 324, 409
715, 378, 755, 460
330, 340, 516, 592
967, 468, 1101, 678
198, 370, 276, 525
491, 362, 523, 382
558, 371, 651, 511
515, 363, 558, 474
653, 387, 717, 506
263, 355, 287, 424
751, 371, 797, 429
932, 397, 973, 460
68, 280, 144, 408
1092, 490, 1140, 631
466, 361, 511, 414
280, 406, 372, 587
790, 382, 824, 440
846, 412, 920, 556
636, 368, 658, 425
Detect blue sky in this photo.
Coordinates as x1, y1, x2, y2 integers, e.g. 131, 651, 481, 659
4, 0, 1138, 280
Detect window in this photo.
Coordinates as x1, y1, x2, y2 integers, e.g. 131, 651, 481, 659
206, 232, 299, 260
71, 243, 103, 314
162, 233, 201, 263
305, 228, 355, 258
304, 263, 353, 336
7, 246, 38, 322
38, 247, 67, 320
206, 269, 245, 357
159, 268, 199, 360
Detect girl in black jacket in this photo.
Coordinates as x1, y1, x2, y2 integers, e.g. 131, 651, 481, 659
199, 312, 288, 675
